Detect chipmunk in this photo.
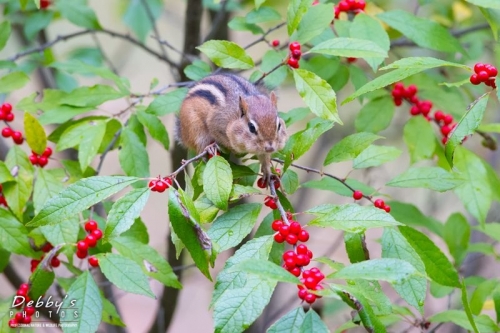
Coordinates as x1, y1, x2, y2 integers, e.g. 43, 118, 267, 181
175, 73, 287, 184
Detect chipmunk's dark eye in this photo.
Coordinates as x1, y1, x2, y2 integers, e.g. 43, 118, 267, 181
277, 122, 281, 131
248, 122, 257, 134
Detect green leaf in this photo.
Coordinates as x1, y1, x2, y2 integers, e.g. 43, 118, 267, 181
95, 253, 155, 298
78, 120, 107, 170
33, 169, 65, 214
334, 258, 418, 283
168, 190, 211, 279
57, 0, 102, 30
377, 10, 463, 53
267, 307, 306, 333
24, 113, 47, 155
123, 0, 162, 42
307, 204, 402, 233
61, 85, 126, 107
207, 203, 261, 252
343, 57, 470, 104
23, 10, 53, 41
254, 0, 266, 9
197, 40, 254, 70
403, 116, 436, 163
145, 88, 188, 116
184, 60, 212, 80
40, 217, 80, 251
470, 279, 498, 316
386, 167, 464, 192
445, 95, 489, 165
310, 37, 388, 58
291, 4, 333, 44
301, 310, 329, 333
4, 146, 34, 220
57, 119, 105, 151
399, 226, 460, 287
28, 176, 138, 227
479, 7, 500, 41
111, 236, 181, 288
287, 0, 310, 36
443, 213, 470, 266
229, 17, 264, 35
350, 13, 390, 71
119, 128, 150, 178
382, 228, 426, 312
105, 187, 151, 241
29, 265, 55, 300
293, 69, 340, 123
302, 177, 377, 198
101, 296, 126, 327
389, 201, 443, 237
230, 259, 300, 284
137, 111, 169, 150
353, 145, 401, 169
465, 0, 500, 9
280, 169, 299, 194
324, 132, 382, 165
0, 248, 10, 273
430, 310, 499, 332
203, 156, 233, 210
0, 72, 30, 94
0, 21, 11, 52
0, 161, 14, 184
355, 97, 395, 133
0, 209, 36, 256
60, 271, 102, 333
246, 6, 281, 23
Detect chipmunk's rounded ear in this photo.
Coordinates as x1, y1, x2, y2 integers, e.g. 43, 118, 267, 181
239, 96, 249, 117
270, 91, 277, 107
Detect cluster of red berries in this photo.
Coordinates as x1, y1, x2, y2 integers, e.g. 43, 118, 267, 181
272, 219, 310, 245
264, 196, 278, 209
352, 190, 390, 212
392, 82, 457, 144
334, 0, 366, 19
9, 283, 35, 328
75, 220, 101, 267
469, 63, 497, 88
29, 147, 52, 167
297, 268, 325, 304
257, 169, 281, 190
0, 184, 7, 208
30, 243, 60, 273
287, 42, 302, 69
0, 103, 24, 145
149, 177, 173, 193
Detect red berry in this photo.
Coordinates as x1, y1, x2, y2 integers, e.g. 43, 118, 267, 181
40, 0, 50, 9
16, 288, 27, 297
474, 63, 485, 74
5, 113, 14, 122
271, 220, 283, 231
8, 319, 17, 328
19, 283, 29, 291
257, 177, 266, 189
355, 0, 366, 10
12, 131, 23, 144
149, 180, 157, 191
77, 241, 88, 252
353, 190, 363, 200
410, 106, 420, 116
478, 71, 489, 82
470, 74, 481, 85
443, 114, 453, 125
76, 249, 88, 259
394, 82, 404, 90
289, 221, 302, 234
23, 315, 31, 324
29, 154, 39, 165
38, 156, 48, 167
283, 250, 296, 260
88, 256, 99, 267
1, 103, 12, 113
307, 250, 313, 258
419, 101, 432, 114
296, 254, 310, 266
154, 180, 167, 193
15, 313, 24, 322
92, 229, 103, 240
338, 1, 350, 11
272, 40, 279, 47
391, 89, 403, 99
279, 225, 290, 236
384, 205, 391, 213
286, 234, 298, 245
298, 230, 310, 242
287, 57, 299, 69
289, 267, 301, 277
163, 177, 173, 188
289, 41, 301, 52
0, 111, 6, 120
347, 57, 356, 63
374, 199, 385, 208
394, 98, 402, 106
442, 137, 448, 145
85, 220, 98, 232
273, 179, 281, 189
486, 65, 498, 77
441, 125, 451, 136
286, 212, 293, 221
41, 243, 53, 253
264, 196, 278, 209
1, 127, 12, 137
297, 244, 308, 255
284, 258, 296, 268
334, 6, 341, 18
25, 306, 35, 316
50, 256, 60, 267
85, 234, 97, 248
291, 49, 302, 59
274, 233, 285, 243
42, 147, 52, 157
434, 110, 444, 122
298, 288, 308, 300
304, 277, 317, 289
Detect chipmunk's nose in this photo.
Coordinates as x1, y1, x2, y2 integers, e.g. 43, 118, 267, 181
265, 142, 275, 153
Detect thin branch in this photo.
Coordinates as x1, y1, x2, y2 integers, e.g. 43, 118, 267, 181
391, 23, 490, 47
243, 22, 286, 50
203, 0, 229, 42
91, 33, 119, 74
140, 0, 169, 60
8, 28, 179, 68
254, 61, 286, 85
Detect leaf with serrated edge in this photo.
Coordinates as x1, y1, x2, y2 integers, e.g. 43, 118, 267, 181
293, 69, 341, 123
0, 72, 30, 94
0, 21, 11, 52
386, 167, 464, 192
33, 168, 64, 214
353, 145, 401, 169
355, 96, 395, 133
61, 271, 102, 333
429, 310, 499, 333
307, 204, 401, 233
24, 113, 47, 154
403, 116, 436, 163
197, 40, 254, 70
229, 259, 300, 284
78, 120, 107, 170
119, 128, 150, 178
145, 88, 188, 116
0, 209, 36, 256
324, 132, 382, 165
287, 0, 309, 36
0, 161, 14, 184
399, 226, 460, 287
207, 203, 261, 252
96, 253, 155, 298
310, 37, 388, 58
41, 217, 80, 249
333, 258, 418, 283
267, 307, 306, 333
300, 309, 329, 333
105, 187, 150, 241
4, 146, 34, 220
60, 85, 125, 107
203, 156, 233, 210
291, 4, 333, 44
28, 176, 138, 227
137, 111, 170, 150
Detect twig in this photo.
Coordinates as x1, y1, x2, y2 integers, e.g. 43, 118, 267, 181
151, 36, 196, 63
141, 0, 169, 60
8, 28, 179, 68
203, 0, 229, 42
254, 61, 286, 85
243, 22, 286, 50
170, 143, 216, 177
91, 32, 119, 74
